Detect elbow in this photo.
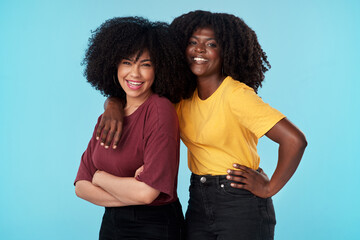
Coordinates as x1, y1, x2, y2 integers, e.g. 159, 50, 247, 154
138, 189, 160, 205
297, 132, 308, 150
289, 131, 308, 151
75, 186, 81, 198
75, 182, 84, 199
141, 196, 156, 205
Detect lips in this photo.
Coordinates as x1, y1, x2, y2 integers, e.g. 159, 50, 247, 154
191, 56, 208, 64
126, 80, 144, 90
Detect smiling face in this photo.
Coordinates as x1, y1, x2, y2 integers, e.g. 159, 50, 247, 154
117, 50, 155, 103
186, 27, 222, 78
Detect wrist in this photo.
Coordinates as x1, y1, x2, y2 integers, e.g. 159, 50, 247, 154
108, 97, 124, 108
265, 182, 276, 198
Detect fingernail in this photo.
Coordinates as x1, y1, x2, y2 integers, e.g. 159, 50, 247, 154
231, 183, 235, 187
100, 142, 104, 146
233, 164, 237, 167
96, 137, 99, 140
113, 145, 117, 149
226, 175, 231, 179
227, 169, 231, 173
105, 145, 109, 149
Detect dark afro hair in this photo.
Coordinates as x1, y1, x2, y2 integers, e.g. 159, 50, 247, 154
82, 16, 195, 103
170, 10, 270, 92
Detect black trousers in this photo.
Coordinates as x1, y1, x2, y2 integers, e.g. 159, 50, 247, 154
185, 174, 276, 240
99, 199, 184, 240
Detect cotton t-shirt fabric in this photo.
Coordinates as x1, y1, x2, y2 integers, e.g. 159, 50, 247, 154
75, 94, 180, 206
176, 76, 285, 175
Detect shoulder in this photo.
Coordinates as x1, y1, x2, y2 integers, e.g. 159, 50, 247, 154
147, 94, 176, 115
145, 94, 178, 133
225, 76, 255, 94
223, 76, 258, 103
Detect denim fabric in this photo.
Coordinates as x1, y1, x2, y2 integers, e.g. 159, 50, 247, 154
185, 174, 276, 240
99, 199, 184, 240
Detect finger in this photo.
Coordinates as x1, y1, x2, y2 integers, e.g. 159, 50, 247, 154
112, 122, 123, 149
104, 130, 115, 149
104, 120, 117, 148
257, 168, 269, 178
226, 175, 246, 183
230, 182, 246, 189
96, 118, 106, 140
232, 163, 250, 172
227, 169, 246, 177
112, 131, 121, 149
100, 126, 110, 146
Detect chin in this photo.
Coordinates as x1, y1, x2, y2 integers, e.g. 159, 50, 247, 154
191, 68, 206, 77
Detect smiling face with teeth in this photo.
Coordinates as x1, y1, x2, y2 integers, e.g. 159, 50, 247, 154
117, 50, 155, 105
186, 27, 222, 79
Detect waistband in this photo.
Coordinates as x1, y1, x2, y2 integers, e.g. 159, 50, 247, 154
105, 198, 181, 212
190, 173, 257, 198
104, 198, 184, 224
190, 173, 228, 186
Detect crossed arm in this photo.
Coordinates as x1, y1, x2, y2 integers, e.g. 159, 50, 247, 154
75, 171, 160, 207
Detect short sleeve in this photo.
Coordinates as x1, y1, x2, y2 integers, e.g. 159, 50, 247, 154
229, 85, 285, 138
136, 99, 179, 202
74, 117, 101, 185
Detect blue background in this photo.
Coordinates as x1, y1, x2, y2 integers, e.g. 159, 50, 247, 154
1, 0, 359, 239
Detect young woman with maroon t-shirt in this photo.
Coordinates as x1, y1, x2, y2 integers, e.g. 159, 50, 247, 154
74, 17, 194, 239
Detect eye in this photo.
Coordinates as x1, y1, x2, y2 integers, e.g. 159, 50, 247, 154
207, 42, 217, 48
121, 60, 131, 65
142, 63, 152, 67
188, 40, 197, 45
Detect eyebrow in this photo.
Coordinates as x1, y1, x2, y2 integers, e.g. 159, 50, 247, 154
190, 36, 217, 41
124, 58, 152, 63
140, 59, 151, 63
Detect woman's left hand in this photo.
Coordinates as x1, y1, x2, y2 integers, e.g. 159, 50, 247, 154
227, 164, 271, 198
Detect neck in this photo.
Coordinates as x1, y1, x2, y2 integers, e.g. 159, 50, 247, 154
196, 74, 226, 100
125, 92, 152, 116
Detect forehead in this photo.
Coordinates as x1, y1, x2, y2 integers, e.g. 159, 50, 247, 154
191, 27, 216, 39
126, 49, 151, 61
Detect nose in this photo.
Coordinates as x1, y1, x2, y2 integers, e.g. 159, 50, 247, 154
195, 43, 205, 53
129, 65, 140, 78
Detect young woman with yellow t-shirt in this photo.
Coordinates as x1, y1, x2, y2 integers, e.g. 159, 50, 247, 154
96, 11, 307, 240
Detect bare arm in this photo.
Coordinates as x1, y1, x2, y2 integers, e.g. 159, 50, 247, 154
96, 97, 125, 149
92, 170, 160, 205
228, 118, 307, 198
75, 180, 127, 207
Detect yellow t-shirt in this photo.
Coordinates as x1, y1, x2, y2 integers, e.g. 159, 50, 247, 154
176, 76, 285, 175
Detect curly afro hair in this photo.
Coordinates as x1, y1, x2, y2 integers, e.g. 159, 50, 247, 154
170, 10, 270, 92
82, 16, 195, 103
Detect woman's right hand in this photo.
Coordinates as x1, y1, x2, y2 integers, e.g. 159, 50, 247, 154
96, 97, 124, 149
227, 164, 271, 198
134, 165, 144, 178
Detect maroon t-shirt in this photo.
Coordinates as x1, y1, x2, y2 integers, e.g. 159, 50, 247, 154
74, 94, 180, 205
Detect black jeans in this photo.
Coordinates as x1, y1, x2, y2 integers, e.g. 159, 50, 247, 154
99, 199, 184, 240
185, 174, 276, 240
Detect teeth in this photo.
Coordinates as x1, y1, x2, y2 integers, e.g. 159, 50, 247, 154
127, 81, 143, 86
193, 57, 208, 62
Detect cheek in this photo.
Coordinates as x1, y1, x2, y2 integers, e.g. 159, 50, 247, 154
145, 69, 155, 83
185, 47, 192, 58
210, 49, 221, 59
117, 66, 126, 78
211, 50, 222, 67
